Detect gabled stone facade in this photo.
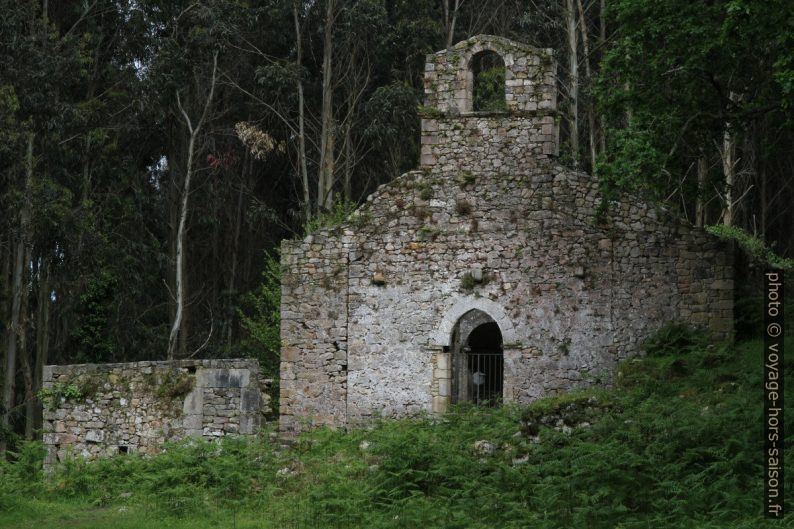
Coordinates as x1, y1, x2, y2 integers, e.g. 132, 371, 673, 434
278, 35, 733, 435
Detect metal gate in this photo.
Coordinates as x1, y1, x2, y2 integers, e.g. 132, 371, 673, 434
454, 350, 503, 406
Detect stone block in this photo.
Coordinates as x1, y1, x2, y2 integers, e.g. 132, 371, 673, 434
436, 353, 450, 371
183, 414, 202, 434
241, 388, 260, 413
420, 153, 437, 166
182, 387, 203, 416
85, 430, 104, 443
200, 369, 230, 388
228, 369, 250, 388
711, 279, 733, 290
239, 415, 259, 435
432, 396, 449, 414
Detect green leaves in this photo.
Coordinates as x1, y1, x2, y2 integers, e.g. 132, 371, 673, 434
595, 0, 794, 230
706, 224, 794, 270
71, 271, 118, 363
238, 253, 281, 376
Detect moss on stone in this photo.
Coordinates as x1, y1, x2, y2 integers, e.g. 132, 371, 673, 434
460, 272, 476, 291
157, 370, 195, 401
76, 374, 103, 399
455, 171, 476, 187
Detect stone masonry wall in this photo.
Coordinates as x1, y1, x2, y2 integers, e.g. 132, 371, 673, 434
279, 237, 350, 435
420, 115, 559, 175
420, 35, 558, 175
42, 358, 271, 469
280, 165, 733, 434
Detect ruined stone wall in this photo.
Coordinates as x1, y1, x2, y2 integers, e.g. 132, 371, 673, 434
279, 165, 734, 432
42, 359, 270, 468
420, 35, 558, 176
420, 115, 559, 175
279, 236, 350, 435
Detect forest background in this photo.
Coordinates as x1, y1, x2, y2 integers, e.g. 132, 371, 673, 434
1, 0, 793, 446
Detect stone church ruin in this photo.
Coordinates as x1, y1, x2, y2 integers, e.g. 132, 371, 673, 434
278, 35, 733, 435
40, 36, 734, 460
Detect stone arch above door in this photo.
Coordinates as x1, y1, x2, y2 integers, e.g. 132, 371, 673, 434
431, 297, 518, 347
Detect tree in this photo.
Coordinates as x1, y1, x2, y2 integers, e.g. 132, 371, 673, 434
596, 0, 794, 255
168, 50, 218, 361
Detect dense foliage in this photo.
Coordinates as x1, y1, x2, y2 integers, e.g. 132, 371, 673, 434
1, 326, 792, 528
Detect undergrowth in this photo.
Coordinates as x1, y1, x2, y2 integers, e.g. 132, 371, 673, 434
1, 327, 792, 528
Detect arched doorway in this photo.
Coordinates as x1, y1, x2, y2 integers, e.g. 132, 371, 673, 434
450, 309, 504, 406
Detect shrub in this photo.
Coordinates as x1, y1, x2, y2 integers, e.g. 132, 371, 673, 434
238, 253, 281, 376
642, 321, 710, 357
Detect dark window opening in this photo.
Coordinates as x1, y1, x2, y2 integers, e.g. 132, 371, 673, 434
187, 366, 197, 374
471, 51, 506, 112
118, 446, 129, 454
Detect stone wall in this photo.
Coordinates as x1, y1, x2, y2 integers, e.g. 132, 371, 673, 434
420, 115, 559, 175
42, 358, 271, 469
420, 35, 558, 175
279, 238, 350, 435
279, 165, 733, 434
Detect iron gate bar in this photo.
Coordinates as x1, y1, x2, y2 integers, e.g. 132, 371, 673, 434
466, 350, 503, 407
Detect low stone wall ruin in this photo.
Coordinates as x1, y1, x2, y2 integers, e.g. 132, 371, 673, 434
42, 358, 271, 469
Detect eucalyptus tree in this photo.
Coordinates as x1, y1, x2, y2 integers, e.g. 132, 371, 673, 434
597, 0, 794, 253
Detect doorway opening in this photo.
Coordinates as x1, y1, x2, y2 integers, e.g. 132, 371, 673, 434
450, 309, 504, 406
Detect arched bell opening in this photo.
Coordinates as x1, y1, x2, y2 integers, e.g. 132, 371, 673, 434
470, 50, 506, 112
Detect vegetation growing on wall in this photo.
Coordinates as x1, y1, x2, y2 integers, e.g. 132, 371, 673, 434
705, 225, 794, 270
37, 383, 81, 411
155, 371, 194, 402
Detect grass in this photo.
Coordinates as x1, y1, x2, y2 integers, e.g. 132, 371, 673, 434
1, 328, 792, 528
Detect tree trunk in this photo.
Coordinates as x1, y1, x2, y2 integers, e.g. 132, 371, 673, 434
30, 257, 50, 437
1, 231, 9, 366
2, 132, 33, 452
576, 0, 596, 171
720, 92, 740, 227
344, 123, 353, 202
19, 248, 32, 440
444, 0, 462, 49
168, 51, 218, 360
565, 0, 579, 165
761, 167, 767, 239
598, 0, 607, 154
226, 157, 247, 348
695, 155, 707, 227
317, 0, 336, 214
293, 1, 312, 222
721, 127, 735, 227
